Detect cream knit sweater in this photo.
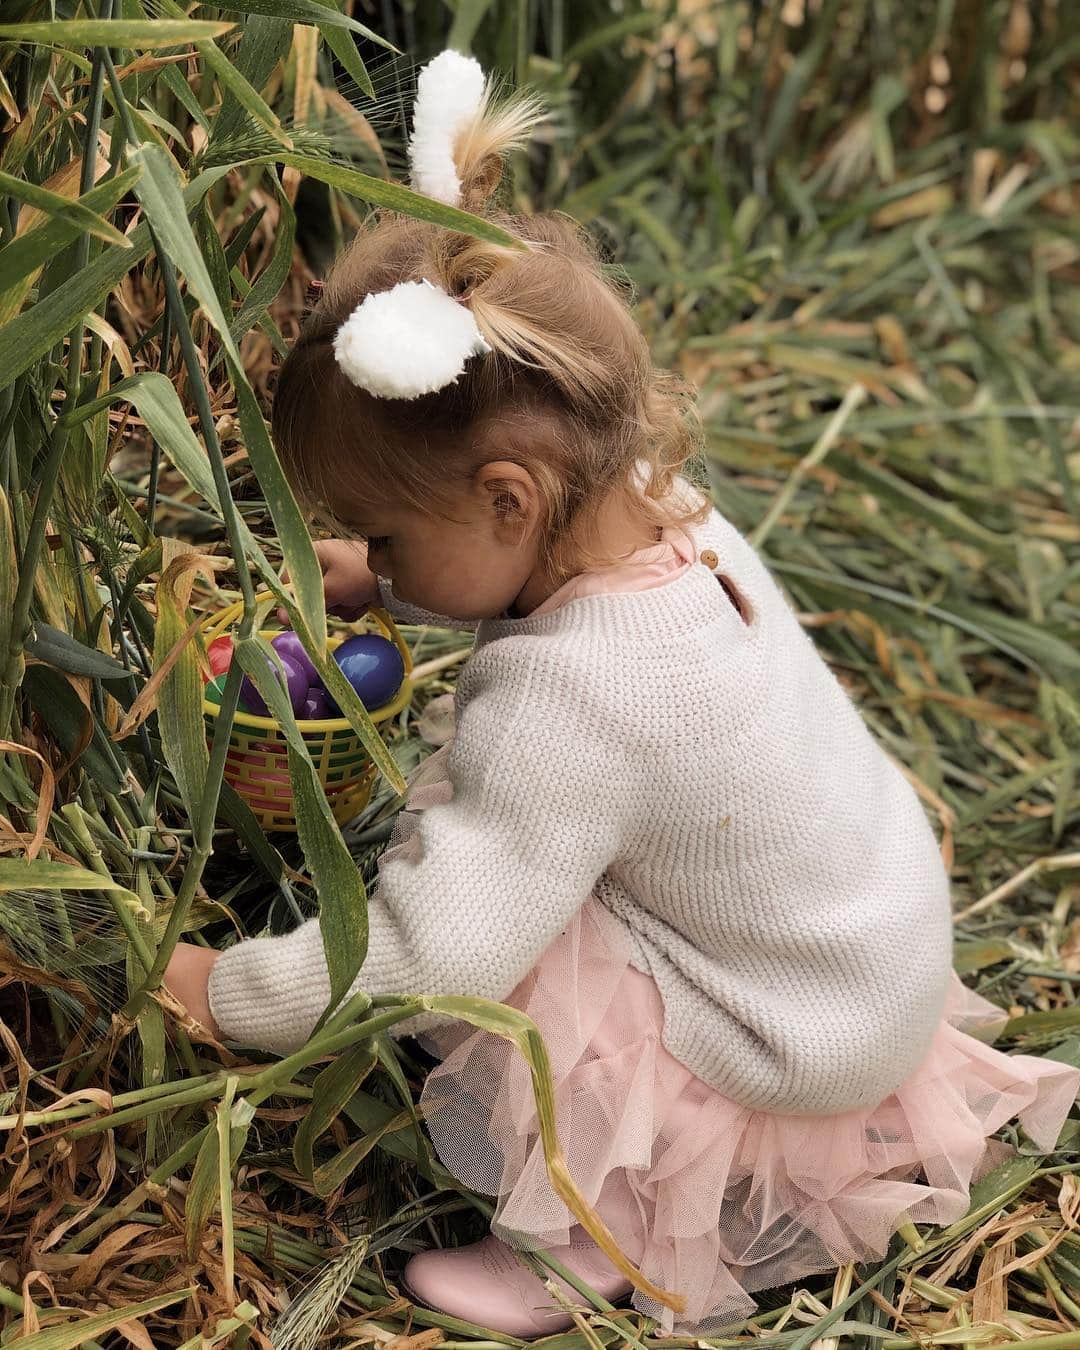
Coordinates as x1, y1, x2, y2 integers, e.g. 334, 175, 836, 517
208, 506, 954, 1115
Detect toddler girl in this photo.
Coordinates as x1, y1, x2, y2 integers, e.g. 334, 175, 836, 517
167, 51, 1079, 1338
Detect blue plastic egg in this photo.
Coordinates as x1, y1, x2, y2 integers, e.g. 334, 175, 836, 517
329, 634, 405, 711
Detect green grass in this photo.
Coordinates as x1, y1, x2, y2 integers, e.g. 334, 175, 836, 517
0, 0, 1077, 1344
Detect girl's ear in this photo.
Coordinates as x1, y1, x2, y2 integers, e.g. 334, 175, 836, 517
474, 460, 542, 544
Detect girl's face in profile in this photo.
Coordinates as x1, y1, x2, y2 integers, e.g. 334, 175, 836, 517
340, 459, 546, 621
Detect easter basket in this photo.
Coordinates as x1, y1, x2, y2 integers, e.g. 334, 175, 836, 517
201, 599, 412, 833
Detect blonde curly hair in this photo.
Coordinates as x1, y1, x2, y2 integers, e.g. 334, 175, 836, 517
272, 85, 705, 581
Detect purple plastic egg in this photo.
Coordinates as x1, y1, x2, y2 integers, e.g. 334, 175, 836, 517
271, 629, 319, 685
299, 688, 333, 720
328, 634, 405, 712
239, 651, 309, 718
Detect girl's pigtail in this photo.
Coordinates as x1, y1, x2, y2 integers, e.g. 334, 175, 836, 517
451, 86, 547, 213
468, 288, 616, 403
420, 76, 611, 392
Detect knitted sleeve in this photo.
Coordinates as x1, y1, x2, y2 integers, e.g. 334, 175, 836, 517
207, 648, 622, 1054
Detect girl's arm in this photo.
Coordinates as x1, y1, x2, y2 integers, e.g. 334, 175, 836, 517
205, 655, 622, 1054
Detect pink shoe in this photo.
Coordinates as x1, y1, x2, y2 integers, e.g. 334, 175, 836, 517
402, 1232, 633, 1338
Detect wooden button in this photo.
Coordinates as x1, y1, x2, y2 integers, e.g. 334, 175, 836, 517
700, 549, 718, 569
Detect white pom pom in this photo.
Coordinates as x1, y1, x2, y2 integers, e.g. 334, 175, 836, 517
333, 280, 491, 400
408, 49, 486, 206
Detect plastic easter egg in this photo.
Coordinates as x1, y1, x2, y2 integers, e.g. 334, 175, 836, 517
271, 630, 319, 685
204, 674, 227, 706
329, 634, 405, 711
299, 688, 333, 720
239, 651, 309, 718
207, 635, 233, 678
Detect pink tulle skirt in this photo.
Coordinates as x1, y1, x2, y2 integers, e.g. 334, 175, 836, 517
420, 900, 1080, 1334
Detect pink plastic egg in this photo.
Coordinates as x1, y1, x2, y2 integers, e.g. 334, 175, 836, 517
206, 636, 233, 679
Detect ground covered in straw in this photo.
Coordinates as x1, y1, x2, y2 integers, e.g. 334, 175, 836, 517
0, 1, 1078, 1346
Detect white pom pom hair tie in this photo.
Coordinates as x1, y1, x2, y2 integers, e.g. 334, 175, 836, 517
333, 279, 491, 401
409, 50, 487, 207
331, 52, 494, 400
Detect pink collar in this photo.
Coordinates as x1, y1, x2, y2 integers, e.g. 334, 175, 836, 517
530, 528, 697, 619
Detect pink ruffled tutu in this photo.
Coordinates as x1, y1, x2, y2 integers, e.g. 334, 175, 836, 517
419, 899, 1079, 1333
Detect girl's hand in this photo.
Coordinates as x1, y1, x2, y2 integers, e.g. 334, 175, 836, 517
279, 539, 380, 624
164, 943, 223, 1038
315, 539, 380, 618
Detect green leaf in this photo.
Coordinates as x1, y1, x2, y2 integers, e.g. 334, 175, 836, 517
154, 543, 210, 825
373, 1033, 431, 1171
61, 372, 272, 572
224, 177, 295, 348
0, 489, 18, 689
213, 1, 396, 51
233, 636, 369, 1018
293, 1041, 377, 1180
158, 59, 210, 134
125, 870, 167, 1163
230, 368, 326, 655
0, 20, 235, 46
216, 781, 288, 882
829, 450, 1014, 556
184, 1085, 253, 1260
197, 36, 293, 146
129, 144, 241, 367
1045, 1037, 1080, 1069
195, 202, 233, 310
340, 1089, 439, 1171
0, 168, 130, 247
0, 166, 230, 385
264, 153, 526, 248
561, 138, 694, 223
223, 205, 267, 269
1004, 1004, 1080, 1040
0, 858, 143, 904
949, 604, 1080, 675
0, 164, 141, 313
12, 1288, 193, 1350
23, 668, 126, 793
318, 22, 374, 98
25, 622, 128, 679
311, 1105, 413, 1197
769, 561, 1041, 673
210, 16, 293, 148
952, 938, 1020, 975
946, 1154, 1042, 1235
183, 1120, 217, 1245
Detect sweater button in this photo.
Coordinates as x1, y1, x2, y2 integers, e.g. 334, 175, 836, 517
700, 549, 718, 569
